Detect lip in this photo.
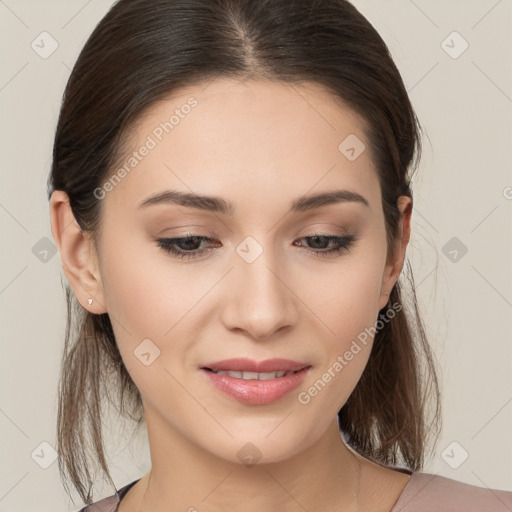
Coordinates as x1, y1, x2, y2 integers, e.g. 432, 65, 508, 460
200, 357, 310, 373
200, 365, 312, 405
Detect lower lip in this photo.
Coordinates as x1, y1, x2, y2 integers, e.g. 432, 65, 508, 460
201, 367, 311, 405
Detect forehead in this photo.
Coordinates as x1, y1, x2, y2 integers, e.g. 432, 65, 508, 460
103, 78, 380, 215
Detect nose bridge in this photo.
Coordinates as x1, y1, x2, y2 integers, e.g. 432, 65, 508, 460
221, 234, 297, 339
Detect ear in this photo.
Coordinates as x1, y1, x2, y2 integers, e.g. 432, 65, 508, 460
49, 190, 107, 314
378, 195, 412, 311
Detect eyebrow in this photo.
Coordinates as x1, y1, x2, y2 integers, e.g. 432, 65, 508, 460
137, 188, 370, 214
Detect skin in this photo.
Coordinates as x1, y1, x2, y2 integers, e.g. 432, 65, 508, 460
50, 78, 413, 512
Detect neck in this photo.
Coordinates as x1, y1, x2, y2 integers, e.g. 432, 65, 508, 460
136, 415, 362, 512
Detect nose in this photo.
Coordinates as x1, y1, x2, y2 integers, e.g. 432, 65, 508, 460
219, 244, 299, 340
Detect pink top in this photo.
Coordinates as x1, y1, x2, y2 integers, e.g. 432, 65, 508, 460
78, 471, 512, 511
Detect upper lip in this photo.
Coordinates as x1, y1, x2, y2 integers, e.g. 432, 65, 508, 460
201, 358, 310, 373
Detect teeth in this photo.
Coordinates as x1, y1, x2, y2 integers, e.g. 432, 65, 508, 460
213, 370, 296, 380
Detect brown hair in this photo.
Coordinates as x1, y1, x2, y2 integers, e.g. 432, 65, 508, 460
48, 0, 441, 504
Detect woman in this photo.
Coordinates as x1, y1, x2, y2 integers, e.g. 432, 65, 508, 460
48, 0, 512, 510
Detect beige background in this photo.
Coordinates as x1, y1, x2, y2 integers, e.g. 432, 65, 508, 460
1, 0, 511, 510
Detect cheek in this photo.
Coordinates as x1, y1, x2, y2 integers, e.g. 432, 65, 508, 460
99, 230, 188, 333
302, 251, 385, 332
300, 252, 384, 400
97, 248, 190, 404
98, 236, 218, 369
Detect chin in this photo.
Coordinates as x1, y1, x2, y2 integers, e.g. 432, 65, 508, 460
205, 431, 309, 467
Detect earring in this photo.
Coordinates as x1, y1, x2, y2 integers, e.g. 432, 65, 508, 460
383, 292, 389, 296
88, 298, 93, 305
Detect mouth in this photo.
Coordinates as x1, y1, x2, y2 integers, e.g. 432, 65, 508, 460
201, 367, 306, 380
199, 357, 311, 375
200, 365, 312, 405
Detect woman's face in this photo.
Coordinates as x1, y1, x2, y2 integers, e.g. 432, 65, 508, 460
58, 78, 410, 465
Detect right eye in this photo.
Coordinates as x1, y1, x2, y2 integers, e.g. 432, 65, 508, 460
156, 235, 218, 260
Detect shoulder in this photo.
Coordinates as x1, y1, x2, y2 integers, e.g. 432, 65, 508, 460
75, 479, 139, 512
392, 471, 512, 512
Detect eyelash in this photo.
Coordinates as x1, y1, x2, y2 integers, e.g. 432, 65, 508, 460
155, 233, 356, 260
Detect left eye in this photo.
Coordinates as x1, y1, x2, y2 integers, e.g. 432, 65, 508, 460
156, 234, 356, 260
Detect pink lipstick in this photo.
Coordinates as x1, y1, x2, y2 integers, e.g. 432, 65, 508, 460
200, 358, 311, 405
